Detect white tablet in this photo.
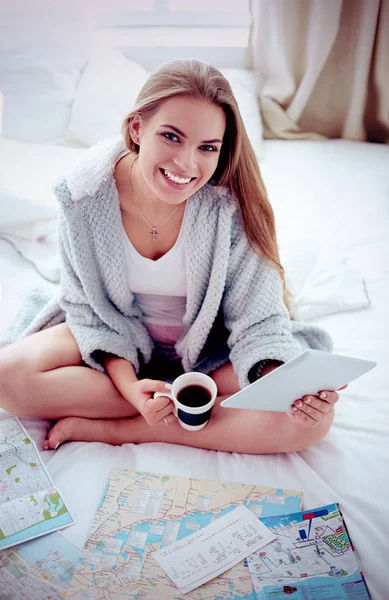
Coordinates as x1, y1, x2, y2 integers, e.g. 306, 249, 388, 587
220, 349, 376, 412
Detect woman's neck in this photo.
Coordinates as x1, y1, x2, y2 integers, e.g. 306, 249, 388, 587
129, 156, 185, 222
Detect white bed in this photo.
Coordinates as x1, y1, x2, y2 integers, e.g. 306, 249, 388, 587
1, 29, 389, 596
1, 137, 388, 599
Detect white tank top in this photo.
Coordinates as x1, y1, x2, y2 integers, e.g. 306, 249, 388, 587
121, 194, 188, 359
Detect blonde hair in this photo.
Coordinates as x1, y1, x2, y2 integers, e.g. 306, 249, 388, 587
122, 58, 291, 311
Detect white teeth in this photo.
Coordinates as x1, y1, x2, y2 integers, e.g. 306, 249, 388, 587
163, 169, 191, 184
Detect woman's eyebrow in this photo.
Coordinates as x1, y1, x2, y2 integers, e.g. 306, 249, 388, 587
160, 124, 222, 144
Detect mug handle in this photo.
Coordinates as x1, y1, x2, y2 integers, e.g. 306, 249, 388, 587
153, 391, 178, 417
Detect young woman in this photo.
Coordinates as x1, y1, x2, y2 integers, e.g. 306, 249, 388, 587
0, 59, 345, 454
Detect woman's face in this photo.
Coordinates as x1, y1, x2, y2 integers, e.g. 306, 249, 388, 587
131, 95, 226, 205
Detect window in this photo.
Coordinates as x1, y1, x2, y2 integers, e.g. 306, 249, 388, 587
100, 0, 251, 70
104, 0, 250, 28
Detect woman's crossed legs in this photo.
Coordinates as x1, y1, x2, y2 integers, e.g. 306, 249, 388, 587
0, 323, 335, 454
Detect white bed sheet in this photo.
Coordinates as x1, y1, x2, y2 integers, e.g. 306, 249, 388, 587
1, 140, 388, 599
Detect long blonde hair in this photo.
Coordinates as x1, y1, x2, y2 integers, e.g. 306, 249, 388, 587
121, 58, 291, 311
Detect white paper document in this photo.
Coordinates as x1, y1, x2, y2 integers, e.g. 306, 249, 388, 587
152, 504, 276, 594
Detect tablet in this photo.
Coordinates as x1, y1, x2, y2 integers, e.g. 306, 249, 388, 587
220, 349, 377, 412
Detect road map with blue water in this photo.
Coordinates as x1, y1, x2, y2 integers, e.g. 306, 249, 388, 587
69, 469, 303, 600
247, 503, 371, 599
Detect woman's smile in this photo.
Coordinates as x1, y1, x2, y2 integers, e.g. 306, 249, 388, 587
159, 167, 197, 189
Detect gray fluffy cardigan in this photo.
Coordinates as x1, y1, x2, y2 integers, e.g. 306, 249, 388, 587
1, 136, 332, 388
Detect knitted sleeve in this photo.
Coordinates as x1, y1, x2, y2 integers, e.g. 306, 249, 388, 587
222, 209, 332, 388
56, 193, 148, 374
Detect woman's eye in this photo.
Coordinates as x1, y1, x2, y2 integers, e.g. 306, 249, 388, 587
163, 132, 179, 142
200, 145, 217, 152
162, 133, 217, 153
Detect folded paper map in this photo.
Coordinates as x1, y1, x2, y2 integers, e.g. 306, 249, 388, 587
69, 469, 303, 599
0, 417, 75, 550
247, 503, 370, 599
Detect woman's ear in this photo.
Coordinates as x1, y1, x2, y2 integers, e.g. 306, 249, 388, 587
128, 115, 142, 145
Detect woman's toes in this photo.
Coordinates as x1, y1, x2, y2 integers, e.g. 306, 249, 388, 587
43, 438, 57, 451
46, 416, 78, 450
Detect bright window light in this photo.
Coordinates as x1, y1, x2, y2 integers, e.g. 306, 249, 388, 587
104, 0, 250, 27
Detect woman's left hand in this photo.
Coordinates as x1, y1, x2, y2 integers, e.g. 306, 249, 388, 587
287, 385, 348, 428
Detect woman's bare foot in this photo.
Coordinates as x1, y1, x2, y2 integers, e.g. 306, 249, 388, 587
43, 416, 135, 449
44, 416, 95, 450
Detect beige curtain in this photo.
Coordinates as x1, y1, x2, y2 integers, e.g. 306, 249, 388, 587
248, 0, 389, 143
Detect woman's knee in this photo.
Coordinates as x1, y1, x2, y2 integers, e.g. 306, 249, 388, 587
2, 324, 82, 374
0, 345, 27, 412
288, 412, 335, 452
0, 324, 82, 413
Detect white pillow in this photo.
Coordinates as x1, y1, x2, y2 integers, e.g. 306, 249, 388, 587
280, 240, 369, 321
0, 1, 96, 144
0, 138, 86, 235
67, 50, 265, 161
0, 138, 87, 282
220, 68, 265, 162
67, 47, 150, 147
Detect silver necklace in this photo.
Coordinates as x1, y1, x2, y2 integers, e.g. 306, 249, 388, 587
129, 158, 182, 241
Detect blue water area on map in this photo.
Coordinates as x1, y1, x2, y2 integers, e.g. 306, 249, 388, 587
116, 471, 148, 481
15, 532, 81, 586
260, 502, 338, 529
111, 494, 301, 567
115, 531, 130, 543
0, 511, 73, 549
17, 531, 78, 562
177, 512, 212, 537
46, 496, 64, 513
146, 533, 163, 544
114, 509, 236, 562
257, 573, 370, 599
114, 529, 146, 562
118, 493, 128, 507
97, 485, 109, 510
215, 594, 257, 600
258, 494, 302, 517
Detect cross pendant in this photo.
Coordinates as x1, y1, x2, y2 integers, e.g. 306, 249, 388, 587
151, 229, 158, 241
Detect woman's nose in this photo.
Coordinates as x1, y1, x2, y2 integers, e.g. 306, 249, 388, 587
172, 148, 196, 174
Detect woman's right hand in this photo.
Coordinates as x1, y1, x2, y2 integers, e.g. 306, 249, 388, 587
126, 379, 176, 426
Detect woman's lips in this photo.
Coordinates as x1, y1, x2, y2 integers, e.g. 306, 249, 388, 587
159, 168, 196, 189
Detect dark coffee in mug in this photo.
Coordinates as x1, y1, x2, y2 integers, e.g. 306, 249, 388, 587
176, 385, 212, 408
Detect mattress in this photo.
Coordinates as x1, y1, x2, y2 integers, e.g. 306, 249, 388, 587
1, 139, 388, 599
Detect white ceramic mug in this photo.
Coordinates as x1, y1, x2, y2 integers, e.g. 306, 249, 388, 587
154, 372, 217, 431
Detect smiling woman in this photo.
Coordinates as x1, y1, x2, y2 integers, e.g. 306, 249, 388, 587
123, 95, 225, 214
0, 58, 339, 455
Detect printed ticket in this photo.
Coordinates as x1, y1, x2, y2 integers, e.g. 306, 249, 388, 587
152, 504, 275, 594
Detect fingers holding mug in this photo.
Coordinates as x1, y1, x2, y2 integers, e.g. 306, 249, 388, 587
154, 391, 178, 417
154, 373, 218, 431
160, 412, 176, 427
155, 397, 177, 426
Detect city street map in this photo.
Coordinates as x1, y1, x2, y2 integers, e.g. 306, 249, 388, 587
69, 469, 303, 599
0, 531, 81, 599
0, 417, 75, 550
247, 503, 370, 599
